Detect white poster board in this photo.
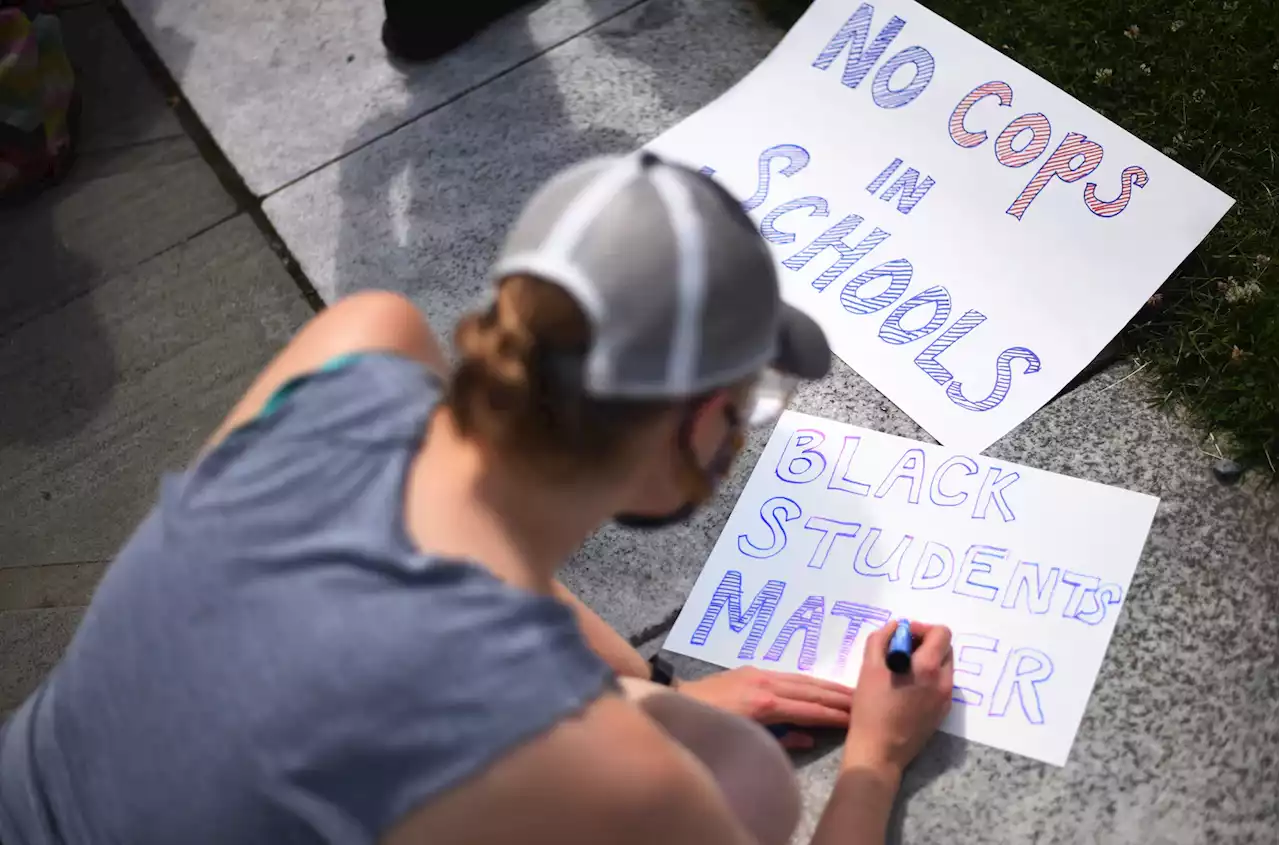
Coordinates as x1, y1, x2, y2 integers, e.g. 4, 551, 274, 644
646, 0, 1233, 451
664, 411, 1159, 765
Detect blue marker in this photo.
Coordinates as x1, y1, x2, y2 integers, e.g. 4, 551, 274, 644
886, 618, 915, 674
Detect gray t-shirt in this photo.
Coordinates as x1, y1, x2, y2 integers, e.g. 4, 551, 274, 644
0, 353, 614, 844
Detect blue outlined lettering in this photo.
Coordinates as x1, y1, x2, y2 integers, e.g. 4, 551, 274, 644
1059, 570, 1099, 618
738, 496, 802, 558
802, 516, 862, 570
947, 80, 1014, 149
828, 435, 871, 497
954, 545, 1005, 602
786, 219, 891, 293
910, 540, 955, 590
928, 455, 979, 506
775, 428, 827, 484
971, 466, 1020, 522
874, 447, 926, 504
878, 285, 951, 344
871, 46, 935, 109
1071, 582, 1123, 626
853, 527, 913, 581
1084, 165, 1149, 218
1001, 561, 1061, 615
690, 570, 786, 660
989, 647, 1053, 724
914, 309, 986, 386
877, 166, 936, 213
741, 144, 812, 212
832, 601, 893, 673
951, 633, 1000, 705
812, 3, 906, 90
763, 595, 826, 671
839, 258, 912, 315
866, 158, 903, 195
760, 196, 830, 245
946, 346, 1043, 411
993, 113, 1052, 168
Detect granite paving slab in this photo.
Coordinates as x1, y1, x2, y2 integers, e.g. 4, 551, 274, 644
60, 3, 184, 154
0, 562, 107, 612
0, 214, 313, 567
118, 0, 640, 196
0, 136, 235, 335
0, 607, 85, 716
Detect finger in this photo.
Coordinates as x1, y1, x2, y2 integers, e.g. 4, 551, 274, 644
864, 618, 898, 655
778, 731, 816, 751
937, 654, 956, 692
764, 672, 854, 696
761, 698, 851, 728
913, 624, 953, 668
906, 620, 944, 641
773, 680, 852, 713
936, 645, 956, 688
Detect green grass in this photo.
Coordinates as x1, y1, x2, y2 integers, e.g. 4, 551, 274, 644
755, 0, 1279, 476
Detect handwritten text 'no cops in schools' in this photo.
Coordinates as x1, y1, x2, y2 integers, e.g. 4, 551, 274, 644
696, 2, 1152, 416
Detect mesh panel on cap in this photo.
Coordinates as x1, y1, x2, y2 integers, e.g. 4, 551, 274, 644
499, 159, 614, 269
569, 174, 678, 392
684, 173, 780, 387
489, 152, 808, 399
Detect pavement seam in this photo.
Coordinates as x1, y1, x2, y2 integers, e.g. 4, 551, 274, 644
127, 209, 243, 263
259, 0, 656, 202
105, 1, 329, 313
0, 209, 243, 338
1, 559, 110, 570
627, 606, 682, 649
78, 131, 190, 157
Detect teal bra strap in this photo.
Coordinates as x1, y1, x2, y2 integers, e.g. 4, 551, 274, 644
258, 352, 368, 420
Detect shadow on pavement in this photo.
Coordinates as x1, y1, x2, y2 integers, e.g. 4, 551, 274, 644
0, 10, 117, 448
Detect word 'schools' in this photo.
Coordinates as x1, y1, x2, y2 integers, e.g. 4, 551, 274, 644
646, 0, 1233, 451
665, 412, 1158, 765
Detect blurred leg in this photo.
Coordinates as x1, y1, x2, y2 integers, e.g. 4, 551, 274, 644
620, 678, 801, 845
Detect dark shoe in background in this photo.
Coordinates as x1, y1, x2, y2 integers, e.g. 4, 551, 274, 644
382, 0, 537, 62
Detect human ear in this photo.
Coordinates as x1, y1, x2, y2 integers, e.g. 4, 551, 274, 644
686, 392, 735, 465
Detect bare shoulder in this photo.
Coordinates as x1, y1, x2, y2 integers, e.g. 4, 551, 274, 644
381, 694, 754, 845
206, 291, 448, 451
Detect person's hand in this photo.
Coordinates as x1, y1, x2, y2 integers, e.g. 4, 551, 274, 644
843, 620, 953, 781
676, 666, 853, 750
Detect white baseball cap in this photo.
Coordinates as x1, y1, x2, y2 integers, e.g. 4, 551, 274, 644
491, 151, 831, 422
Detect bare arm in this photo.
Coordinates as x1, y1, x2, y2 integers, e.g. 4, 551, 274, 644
553, 583, 864, 749
810, 621, 954, 845
551, 580, 651, 679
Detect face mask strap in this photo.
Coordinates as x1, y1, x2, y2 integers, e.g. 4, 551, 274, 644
611, 397, 744, 531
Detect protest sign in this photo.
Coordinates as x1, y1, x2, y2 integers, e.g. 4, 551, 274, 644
664, 411, 1159, 765
645, 0, 1233, 451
